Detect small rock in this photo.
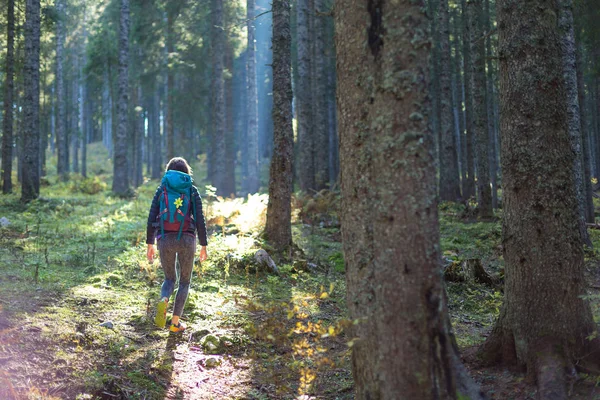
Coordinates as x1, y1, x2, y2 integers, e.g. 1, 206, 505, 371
99, 321, 114, 329
190, 329, 211, 341
0, 217, 10, 227
204, 357, 221, 368
254, 249, 279, 275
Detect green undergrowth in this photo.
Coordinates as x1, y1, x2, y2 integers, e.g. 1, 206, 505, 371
0, 144, 352, 400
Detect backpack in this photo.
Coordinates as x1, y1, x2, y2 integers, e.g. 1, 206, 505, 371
156, 170, 197, 240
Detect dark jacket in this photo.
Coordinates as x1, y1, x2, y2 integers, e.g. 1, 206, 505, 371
146, 184, 208, 246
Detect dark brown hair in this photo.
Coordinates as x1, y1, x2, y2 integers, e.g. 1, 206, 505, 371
165, 157, 193, 175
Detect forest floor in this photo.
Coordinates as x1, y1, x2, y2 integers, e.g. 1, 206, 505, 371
2, 145, 600, 399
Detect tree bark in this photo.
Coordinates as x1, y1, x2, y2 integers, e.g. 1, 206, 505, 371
2, 0, 15, 194
21, 0, 41, 202
469, 0, 493, 219
166, 10, 175, 161
576, 36, 595, 223
336, 1, 484, 398
112, 0, 130, 196
313, 0, 329, 190
223, 41, 237, 196
264, 0, 294, 252
438, 0, 462, 202
461, 0, 475, 200
478, 0, 599, 394
56, 0, 68, 180
559, 0, 592, 246
484, 0, 498, 209
296, 0, 315, 192
246, 0, 260, 194
452, 8, 467, 193
211, 0, 226, 195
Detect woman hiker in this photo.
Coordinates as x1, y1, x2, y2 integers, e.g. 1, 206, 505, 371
146, 157, 208, 333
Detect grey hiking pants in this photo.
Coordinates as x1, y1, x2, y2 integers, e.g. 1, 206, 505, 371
158, 233, 196, 317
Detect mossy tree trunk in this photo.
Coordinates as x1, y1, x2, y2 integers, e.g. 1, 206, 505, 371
313, 0, 329, 190
478, 0, 600, 395
335, 0, 484, 398
22, 0, 41, 202
2, 0, 15, 194
265, 0, 294, 252
112, 0, 130, 196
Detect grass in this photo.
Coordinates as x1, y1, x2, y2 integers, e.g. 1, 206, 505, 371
5, 144, 600, 399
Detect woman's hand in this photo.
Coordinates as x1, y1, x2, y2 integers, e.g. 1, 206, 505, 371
147, 244, 156, 263
199, 246, 208, 263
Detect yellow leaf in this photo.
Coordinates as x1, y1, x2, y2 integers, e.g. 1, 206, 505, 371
320, 292, 329, 299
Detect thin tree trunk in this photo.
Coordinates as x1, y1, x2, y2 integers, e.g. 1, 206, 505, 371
296, 0, 314, 192
313, 0, 329, 190
576, 36, 594, 223
484, 0, 498, 209
469, 0, 493, 219
461, 0, 475, 200
265, 0, 294, 252
22, 0, 41, 202
166, 11, 175, 160
438, 0, 462, 201
211, 0, 226, 194
335, 0, 484, 397
2, 0, 15, 194
223, 41, 236, 196
559, 0, 591, 246
56, 0, 68, 180
112, 0, 130, 195
478, 1, 600, 394
246, 0, 260, 194
453, 8, 467, 193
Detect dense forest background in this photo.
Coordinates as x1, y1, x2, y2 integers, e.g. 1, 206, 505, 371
3, 0, 600, 399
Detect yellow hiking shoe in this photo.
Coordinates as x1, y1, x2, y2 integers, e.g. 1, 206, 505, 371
154, 297, 168, 328
169, 321, 186, 333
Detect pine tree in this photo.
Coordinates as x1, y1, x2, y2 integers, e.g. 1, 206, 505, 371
265, 0, 294, 252
21, 0, 41, 202
2, 0, 15, 194
112, 0, 130, 196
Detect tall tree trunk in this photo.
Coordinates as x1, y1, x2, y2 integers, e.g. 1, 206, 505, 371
296, 0, 315, 192
478, 0, 600, 394
152, 86, 162, 179
438, 0, 462, 201
469, 0, 493, 219
484, 0, 498, 209
313, 0, 329, 190
132, 86, 143, 187
452, 8, 467, 193
335, 1, 484, 398
22, 0, 41, 202
326, 14, 338, 185
223, 41, 236, 196
81, 14, 88, 178
211, 0, 226, 194
166, 11, 175, 160
461, 0, 475, 199
429, 0, 441, 171
246, 0, 260, 194
576, 36, 595, 223
112, 0, 130, 195
265, 0, 294, 252
56, 0, 68, 180
559, 0, 591, 246
2, 0, 15, 194
72, 61, 80, 174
